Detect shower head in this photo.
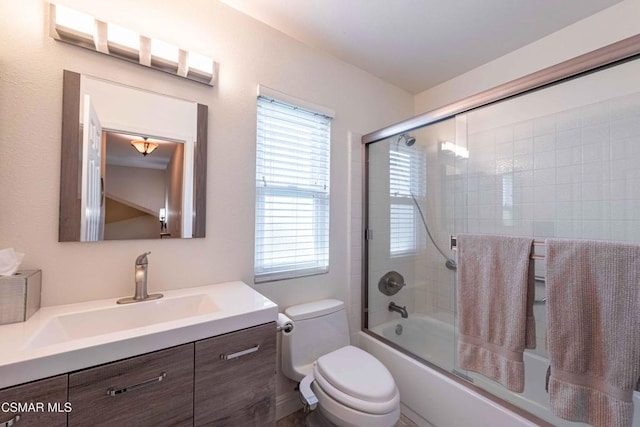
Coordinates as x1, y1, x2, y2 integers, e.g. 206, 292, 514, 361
398, 133, 416, 147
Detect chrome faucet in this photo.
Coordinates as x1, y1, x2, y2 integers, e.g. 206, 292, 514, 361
388, 302, 408, 318
117, 252, 163, 304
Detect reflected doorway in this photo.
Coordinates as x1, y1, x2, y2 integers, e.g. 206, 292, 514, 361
103, 131, 183, 240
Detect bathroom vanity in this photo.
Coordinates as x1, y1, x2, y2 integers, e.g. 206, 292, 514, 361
0, 281, 278, 426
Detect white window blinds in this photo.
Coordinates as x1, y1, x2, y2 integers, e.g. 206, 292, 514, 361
255, 93, 332, 283
390, 143, 426, 257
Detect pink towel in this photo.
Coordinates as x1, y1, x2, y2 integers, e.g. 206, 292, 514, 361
546, 239, 640, 427
457, 234, 536, 393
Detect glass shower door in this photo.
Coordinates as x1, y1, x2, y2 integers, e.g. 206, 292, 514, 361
365, 118, 460, 372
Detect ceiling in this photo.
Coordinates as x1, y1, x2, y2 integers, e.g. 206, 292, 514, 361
219, 0, 622, 94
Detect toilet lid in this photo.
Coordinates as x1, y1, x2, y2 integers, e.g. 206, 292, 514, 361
315, 346, 397, 404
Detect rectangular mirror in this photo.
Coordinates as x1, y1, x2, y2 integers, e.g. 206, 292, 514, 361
59, 70, 207, 241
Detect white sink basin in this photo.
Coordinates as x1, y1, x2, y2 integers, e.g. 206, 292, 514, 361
25, 294, 219, 349
0, 281, 278, 390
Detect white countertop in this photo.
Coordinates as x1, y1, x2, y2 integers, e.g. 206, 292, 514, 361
0, 281, 278, 389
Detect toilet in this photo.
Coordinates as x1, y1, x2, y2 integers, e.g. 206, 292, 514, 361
281, 299, 400, 427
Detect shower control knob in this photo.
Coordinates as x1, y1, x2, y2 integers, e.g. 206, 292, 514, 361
378, 271, 406, 296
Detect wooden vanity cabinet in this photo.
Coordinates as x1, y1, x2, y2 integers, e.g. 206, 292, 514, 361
0, 375, 68, 427
0, 322, 276, 426
68, 343, 194, 427
194, 322, 277, 426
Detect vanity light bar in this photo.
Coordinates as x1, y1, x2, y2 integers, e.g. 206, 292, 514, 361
49, 3, 217, 86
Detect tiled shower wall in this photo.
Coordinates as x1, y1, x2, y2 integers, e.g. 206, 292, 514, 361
461, 92, 640, 243
360, 58, 640, 341
457, 91, 640, 354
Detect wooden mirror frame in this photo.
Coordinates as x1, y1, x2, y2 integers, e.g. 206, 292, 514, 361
59, 70, 207, 242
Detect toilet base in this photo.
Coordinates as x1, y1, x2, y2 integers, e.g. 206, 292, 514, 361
312, 382, 400, 427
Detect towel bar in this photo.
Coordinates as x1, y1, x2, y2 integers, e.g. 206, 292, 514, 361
450, 236, 548, 303
449, 236, 545, 260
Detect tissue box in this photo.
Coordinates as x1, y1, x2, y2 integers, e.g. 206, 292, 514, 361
0, 270, 41, 325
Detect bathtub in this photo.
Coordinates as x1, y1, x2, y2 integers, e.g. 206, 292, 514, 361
372, 315, 456, 372
362, 315, 640, 427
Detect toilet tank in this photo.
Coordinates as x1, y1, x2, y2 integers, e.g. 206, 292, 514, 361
281, 299, 350, 382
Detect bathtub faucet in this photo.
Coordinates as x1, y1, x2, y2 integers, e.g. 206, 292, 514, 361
388, 302, 408, 318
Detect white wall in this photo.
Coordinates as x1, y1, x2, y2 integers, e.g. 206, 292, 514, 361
105, 215, 159, 241
0, 2, 412, 416
81, 74, 198, 142
414, 0, 640, 114
106, 165, 166, 214
0, 0, 412, 310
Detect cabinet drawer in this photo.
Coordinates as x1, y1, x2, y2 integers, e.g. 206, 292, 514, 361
194, 322, 276, 426
68, 343, 194, 427
0, 375, 68, 427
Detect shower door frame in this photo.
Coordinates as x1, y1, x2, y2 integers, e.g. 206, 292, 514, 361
360, 33, 640, 421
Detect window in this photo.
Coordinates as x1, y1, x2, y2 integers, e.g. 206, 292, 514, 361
254, 89, 332, 283
390, 143, 426, 257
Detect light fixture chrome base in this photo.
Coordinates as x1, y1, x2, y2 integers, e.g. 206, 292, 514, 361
116, 293, 163, 305
50, 4, 217, 86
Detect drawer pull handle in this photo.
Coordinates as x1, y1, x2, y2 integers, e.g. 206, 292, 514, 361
2, 415, 20, 427
107, 371, 167, 397
220, 344, 260, 360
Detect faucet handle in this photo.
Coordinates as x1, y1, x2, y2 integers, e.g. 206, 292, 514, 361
135, 252, 151, 265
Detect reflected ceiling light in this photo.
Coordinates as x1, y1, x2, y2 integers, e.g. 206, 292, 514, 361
49, 3, 217, 86
441, 141, 469, 158
131, 137, 159, 156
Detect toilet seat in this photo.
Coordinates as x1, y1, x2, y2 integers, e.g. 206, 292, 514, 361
313, 346, 399, 415
312, 381, 400, 427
